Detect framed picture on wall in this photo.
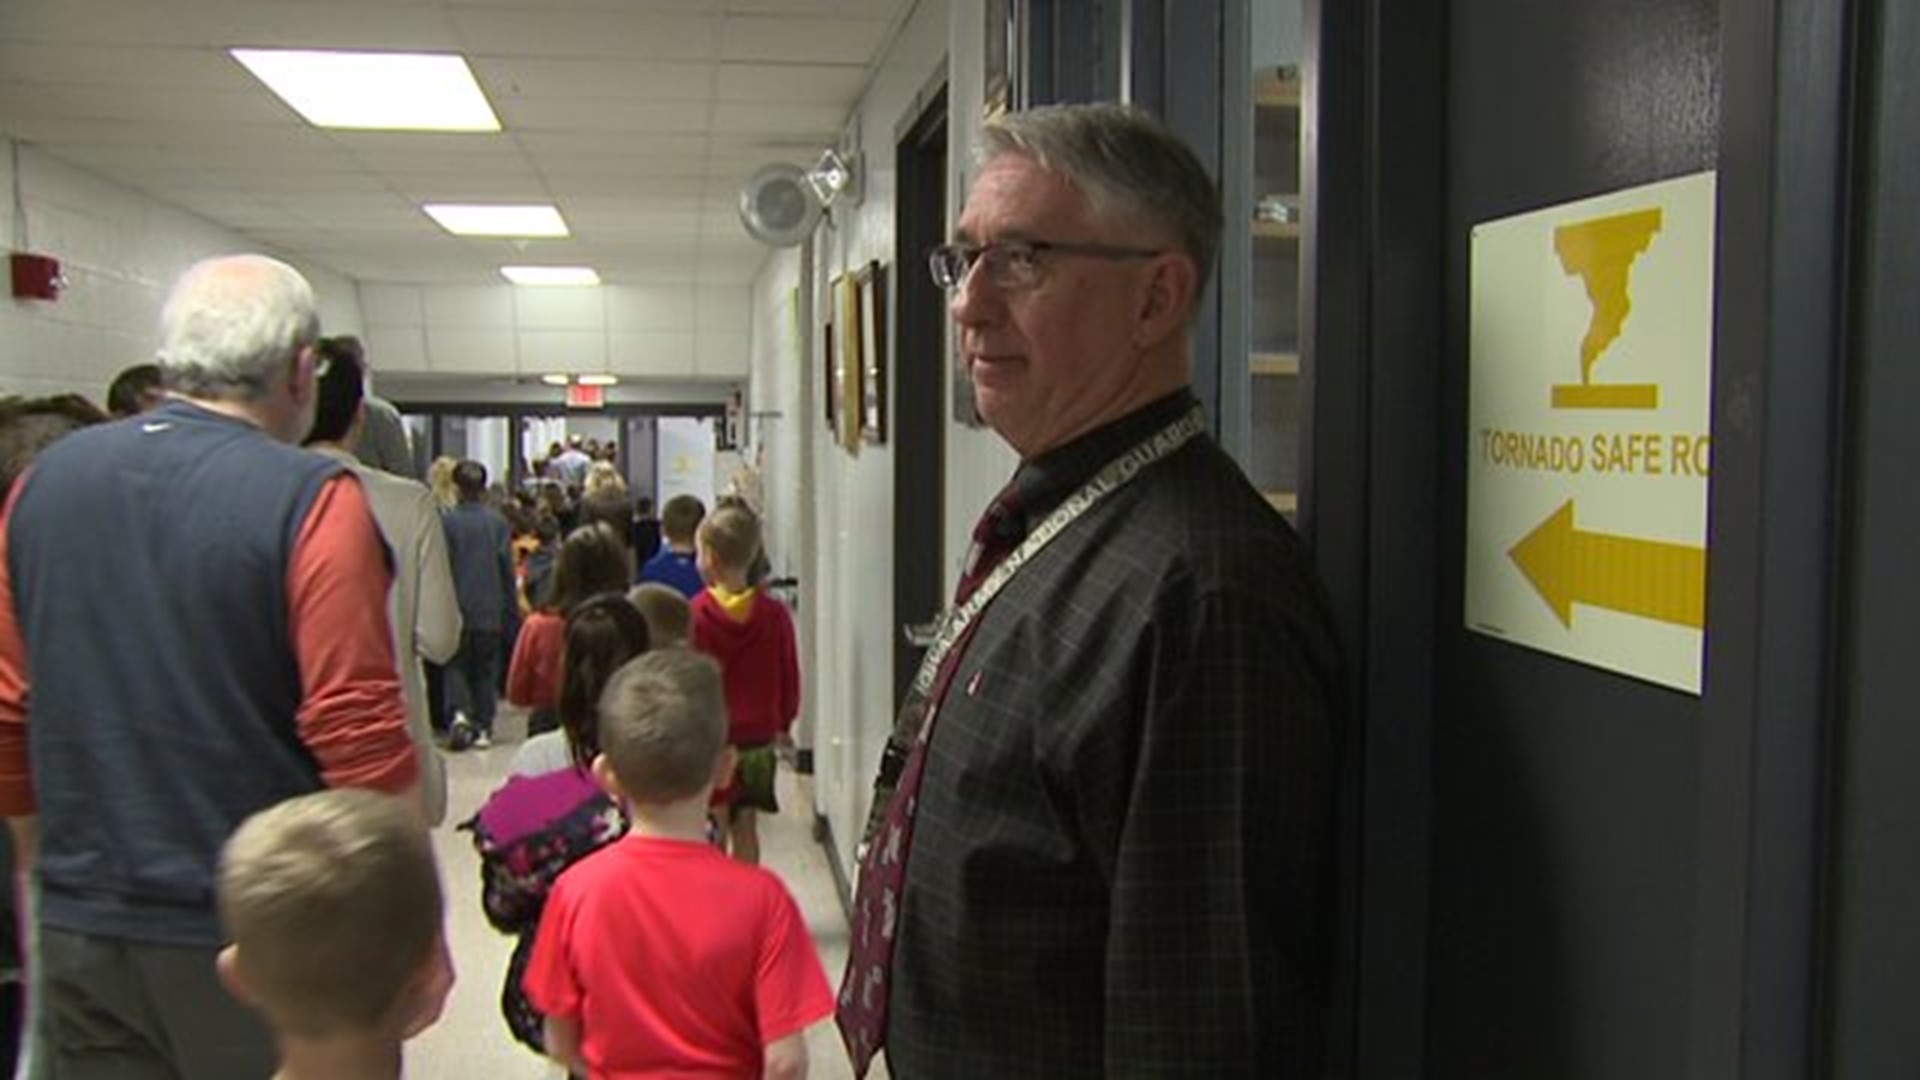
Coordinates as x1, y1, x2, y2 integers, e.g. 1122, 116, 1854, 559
821, 317, 836, 430
858, 261, 888, 444
834, 271, 864, 453
984, 0, 1022, 117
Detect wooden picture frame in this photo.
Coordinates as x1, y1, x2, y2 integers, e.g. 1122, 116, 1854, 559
858, 261, 888, 444
821, 316, 836, 430
834, 271, 863, 452
983, 0, 1021, 118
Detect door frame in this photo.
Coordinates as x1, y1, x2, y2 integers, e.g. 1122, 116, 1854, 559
891, 73, 951, 710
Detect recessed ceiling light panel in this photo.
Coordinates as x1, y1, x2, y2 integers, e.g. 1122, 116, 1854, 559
427, 205, 570, 238
231, 49, 501, 132
501, 265, 601, 286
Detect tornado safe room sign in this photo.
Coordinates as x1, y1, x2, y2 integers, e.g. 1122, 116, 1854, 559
1466, 172, 1717, 694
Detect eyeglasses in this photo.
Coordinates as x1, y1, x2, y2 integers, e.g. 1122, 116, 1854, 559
926, 239, 1163, 291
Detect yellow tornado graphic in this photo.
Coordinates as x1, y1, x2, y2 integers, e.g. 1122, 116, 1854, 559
1551, 208, 1663, 409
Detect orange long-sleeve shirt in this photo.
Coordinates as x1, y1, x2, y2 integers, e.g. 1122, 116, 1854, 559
0, 472, 417, 815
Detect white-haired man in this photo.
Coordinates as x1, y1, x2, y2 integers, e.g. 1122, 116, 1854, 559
0, 254, 419, 1076
839, 105, 1345, 1078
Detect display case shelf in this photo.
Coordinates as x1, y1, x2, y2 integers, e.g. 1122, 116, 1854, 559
1248, 64, 1304, 525
1251, 351, 1301, 377
1253, 219, 1301, 241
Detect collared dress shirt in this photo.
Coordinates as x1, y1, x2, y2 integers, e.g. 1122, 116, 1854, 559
885, 391, 1345, 1078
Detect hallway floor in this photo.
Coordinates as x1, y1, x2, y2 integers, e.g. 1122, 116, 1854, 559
406, 706, 878, 1079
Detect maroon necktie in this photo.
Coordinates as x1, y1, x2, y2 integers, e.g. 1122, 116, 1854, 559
836, 489, 1022, 1075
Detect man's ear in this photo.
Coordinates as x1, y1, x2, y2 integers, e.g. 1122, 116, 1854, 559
287, 344, 318, 407
216, 944, 260, 1008
1132, 252, 1200, 351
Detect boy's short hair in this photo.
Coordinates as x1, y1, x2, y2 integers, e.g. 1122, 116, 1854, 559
696, 504, 762, 577
659, 494, 706, 544
218, 789, 442, 1039
597, 648, 727, 803
453, 459, 488, 500
627, 583, 691, 646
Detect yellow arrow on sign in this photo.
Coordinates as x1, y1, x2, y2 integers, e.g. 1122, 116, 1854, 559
1507, 500, 1706, 630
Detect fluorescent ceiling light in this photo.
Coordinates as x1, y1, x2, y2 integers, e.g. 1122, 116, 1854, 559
230, 49, 500, 132
576, 373, 619, 387
540, 373, 571, 386
427, 205, 570, 238
501, 265, 601, 286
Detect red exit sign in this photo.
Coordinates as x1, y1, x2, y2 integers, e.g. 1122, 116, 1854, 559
565, 383, 605, 409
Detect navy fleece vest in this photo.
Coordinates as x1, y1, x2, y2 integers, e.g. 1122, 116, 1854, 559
7, 401, 343, 945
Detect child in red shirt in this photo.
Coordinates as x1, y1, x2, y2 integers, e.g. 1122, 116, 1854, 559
688, 504, 799, 865
506, 522, 631, 735
523, 648, 832, 1078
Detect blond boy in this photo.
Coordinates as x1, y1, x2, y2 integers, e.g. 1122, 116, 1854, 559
688, 505, 800, 864
524, 648, 832, 1078
217, 790, 453, 1080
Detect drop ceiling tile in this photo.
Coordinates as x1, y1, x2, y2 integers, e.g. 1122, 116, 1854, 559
537, 154, 711, 182
0, 82, 294, 126
326, 131, 526, 159
709, 102, 845, 138
495, 98, 712, 134
388, 173, 554, 202
426, 326, 517, 374
423, 286, 517, 329
514, 132, 707, 158
606, 285, 696, 331
517, 330, 607, 373
542, 174, 710, 199
449, 11, 720, 59
203, 3, 462, 51
37, 143, 347, 174
0, 0, 219, 47
0, 44, 237, 88
719, 16, 890, 64
471, 57, 713, 101
714, 62, 867, 103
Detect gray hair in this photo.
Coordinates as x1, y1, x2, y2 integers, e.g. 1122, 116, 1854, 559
979, 103, 1224, 295
156, 255, 320, 400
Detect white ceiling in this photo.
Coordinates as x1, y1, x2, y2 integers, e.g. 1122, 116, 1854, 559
0, 0, 916, 286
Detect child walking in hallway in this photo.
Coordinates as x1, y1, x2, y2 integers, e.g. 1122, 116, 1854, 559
524, 648, 833, 1078
688, 504, 801, 864
216, 789, 454, 1080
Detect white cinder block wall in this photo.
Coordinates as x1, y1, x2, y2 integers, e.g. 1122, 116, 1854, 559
0, 141, 362, 401
359, 281, 752, 381
0, 141, 754, 402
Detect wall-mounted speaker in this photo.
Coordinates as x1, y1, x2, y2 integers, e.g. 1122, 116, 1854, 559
737, 164, 823, 248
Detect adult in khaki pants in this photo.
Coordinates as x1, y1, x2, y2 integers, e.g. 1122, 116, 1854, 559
306, 336, 463, 824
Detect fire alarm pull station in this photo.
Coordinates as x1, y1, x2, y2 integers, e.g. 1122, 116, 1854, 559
10, 253, 65, 301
